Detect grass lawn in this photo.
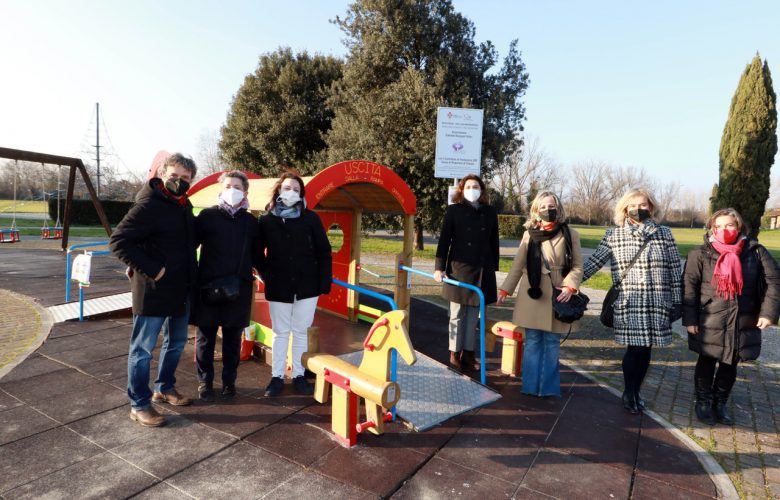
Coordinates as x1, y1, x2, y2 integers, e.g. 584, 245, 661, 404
0, 216, 110, 238
0, 200, 48, 213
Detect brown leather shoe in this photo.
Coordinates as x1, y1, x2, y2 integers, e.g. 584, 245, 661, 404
152, 389, 193, 406
449, 351, 462, 371
130, 407, 166, 427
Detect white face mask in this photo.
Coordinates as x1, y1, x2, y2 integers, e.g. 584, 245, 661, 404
279, 190, 301, 207
220, 187, 245, 207
464, 189, 481, 203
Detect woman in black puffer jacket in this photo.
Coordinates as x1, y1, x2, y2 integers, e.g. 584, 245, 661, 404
683, 208, 780, 425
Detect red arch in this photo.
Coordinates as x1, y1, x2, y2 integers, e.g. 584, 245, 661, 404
304, 160, 416, 214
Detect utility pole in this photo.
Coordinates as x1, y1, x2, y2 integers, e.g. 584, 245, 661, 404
95, 102, 101, 198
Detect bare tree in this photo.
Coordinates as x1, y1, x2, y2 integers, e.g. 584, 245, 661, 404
651, 180, 681, 223
567, 161, 611, 224
196, 129, 224, 176
606, 165, 651, 202
490, 135, 562, 213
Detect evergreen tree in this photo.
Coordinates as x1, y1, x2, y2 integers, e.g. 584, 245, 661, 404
325, 0, 529, 247
220, 48, 343, 175
712, 54, 777, 236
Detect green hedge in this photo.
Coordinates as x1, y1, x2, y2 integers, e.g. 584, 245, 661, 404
498, 214, 525, 239
48, 199, 133, 226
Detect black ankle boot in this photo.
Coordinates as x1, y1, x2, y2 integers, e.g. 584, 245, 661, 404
622, 391, 639, 414
694, 376, 715, 425
712, 396, 733, 425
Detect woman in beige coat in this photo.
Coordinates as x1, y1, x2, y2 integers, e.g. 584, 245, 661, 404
497, 191, 583, 397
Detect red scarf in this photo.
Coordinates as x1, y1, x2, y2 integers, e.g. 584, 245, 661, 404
710, 238, 745, 300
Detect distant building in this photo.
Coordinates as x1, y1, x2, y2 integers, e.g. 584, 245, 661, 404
766, 208, 780, 229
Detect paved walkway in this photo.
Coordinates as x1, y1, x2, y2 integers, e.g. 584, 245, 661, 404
0, 243, 743, 498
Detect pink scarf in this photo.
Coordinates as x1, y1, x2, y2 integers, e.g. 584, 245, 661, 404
710, 238, 745, 300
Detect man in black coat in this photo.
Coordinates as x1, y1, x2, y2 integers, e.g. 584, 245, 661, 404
110, 153, 198, 427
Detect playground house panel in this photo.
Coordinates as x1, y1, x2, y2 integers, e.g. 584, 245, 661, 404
187, 160, 417, 340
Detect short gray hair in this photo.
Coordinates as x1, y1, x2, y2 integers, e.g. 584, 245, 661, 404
218, 170, 249, 192
157, 153, 197, 179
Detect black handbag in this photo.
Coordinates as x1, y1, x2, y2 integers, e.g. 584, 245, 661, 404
199, 217, 249, 306
201, 274, 241, 305
552, 287, 590, 324
600, 238, 651, 328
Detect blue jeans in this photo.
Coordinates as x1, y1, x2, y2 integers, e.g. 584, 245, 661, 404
522, 328, 561, 397
127, 302, 190, 410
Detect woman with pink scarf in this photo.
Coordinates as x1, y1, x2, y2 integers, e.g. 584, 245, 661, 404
683, 208, 780, 425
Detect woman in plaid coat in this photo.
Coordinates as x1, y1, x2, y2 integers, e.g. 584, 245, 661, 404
582, 188, 683, 414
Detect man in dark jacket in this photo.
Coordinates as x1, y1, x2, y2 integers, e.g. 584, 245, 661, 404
110, 153, 198, 427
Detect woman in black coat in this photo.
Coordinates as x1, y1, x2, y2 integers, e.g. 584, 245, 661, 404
193, 170, 261, 402
258, 171, 332, 397
434, 174, 499, 371
683, 208, 780, 425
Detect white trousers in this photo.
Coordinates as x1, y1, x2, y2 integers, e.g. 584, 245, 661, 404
268, 296, 318, 378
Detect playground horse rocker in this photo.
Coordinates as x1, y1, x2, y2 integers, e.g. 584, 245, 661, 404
303, 309, 417, 447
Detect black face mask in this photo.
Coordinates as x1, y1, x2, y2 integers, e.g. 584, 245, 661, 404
539, 208, 557, 223
164, 178, 190, 197
628, 208, 651, 222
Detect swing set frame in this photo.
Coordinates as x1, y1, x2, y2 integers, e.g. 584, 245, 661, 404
0, 147, 112, 249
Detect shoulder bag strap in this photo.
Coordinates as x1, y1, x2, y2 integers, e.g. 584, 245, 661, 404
234, 215, 250, 275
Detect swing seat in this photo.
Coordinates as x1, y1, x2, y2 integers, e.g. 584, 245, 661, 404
41, 227, 63, 240
0, 229, 21, 243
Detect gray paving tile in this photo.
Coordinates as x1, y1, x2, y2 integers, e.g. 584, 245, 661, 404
0, 426, 103, 492
245, 414, 340, 467
110, 415, 235, 478
68, 405, 164, 450
0, 404, 60, 445
391, 456, 516, 499
521, 450, 632, 499
0, 355, 68, 383
165, 441, 300, 498
0, 388, 22, 411
264, 469, 376, 499
48, 340, 129, 367
176, 394, 293, 439
78, 354, 129, 381
311, 441, 429, 496
30, 381, 128, 424
436, 427, 536, 484
129, 481, 191, 499
0, 368, 101, 403
3, 451, 158, 499
632, 473, 717, 499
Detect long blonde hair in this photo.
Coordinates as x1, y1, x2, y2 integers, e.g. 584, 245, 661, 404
613, 188, 657, 226
525, 191, 566, 229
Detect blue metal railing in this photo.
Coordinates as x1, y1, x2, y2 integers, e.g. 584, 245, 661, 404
331, 278, 400, 419
65, 241, 109, 302
399, 265, 487, 385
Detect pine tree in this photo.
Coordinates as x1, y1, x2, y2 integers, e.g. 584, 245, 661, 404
326, 0, 529, 248
712, 54, 777, 236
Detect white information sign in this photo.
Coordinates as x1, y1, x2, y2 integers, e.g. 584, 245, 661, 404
434, 107, 484, 178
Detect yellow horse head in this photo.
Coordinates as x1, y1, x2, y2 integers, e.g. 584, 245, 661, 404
358, 309, 417, 381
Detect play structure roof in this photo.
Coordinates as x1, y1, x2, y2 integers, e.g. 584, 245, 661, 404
188, 160, 416, 215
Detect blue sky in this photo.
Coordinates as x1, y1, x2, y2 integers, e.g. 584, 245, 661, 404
1, 1, 778, 193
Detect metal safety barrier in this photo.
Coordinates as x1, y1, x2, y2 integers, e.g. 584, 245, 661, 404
398, 265, 487, 384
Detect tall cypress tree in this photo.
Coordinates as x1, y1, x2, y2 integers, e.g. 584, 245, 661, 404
712, 54, 777, 237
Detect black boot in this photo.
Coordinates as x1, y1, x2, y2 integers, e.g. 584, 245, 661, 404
713, 377, 733, 425
198, 382, 215, 403
622, 390, 639, 414
694, 376, 715, 425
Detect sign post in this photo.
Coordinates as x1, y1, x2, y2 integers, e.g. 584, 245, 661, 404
434, 107, 484, 204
